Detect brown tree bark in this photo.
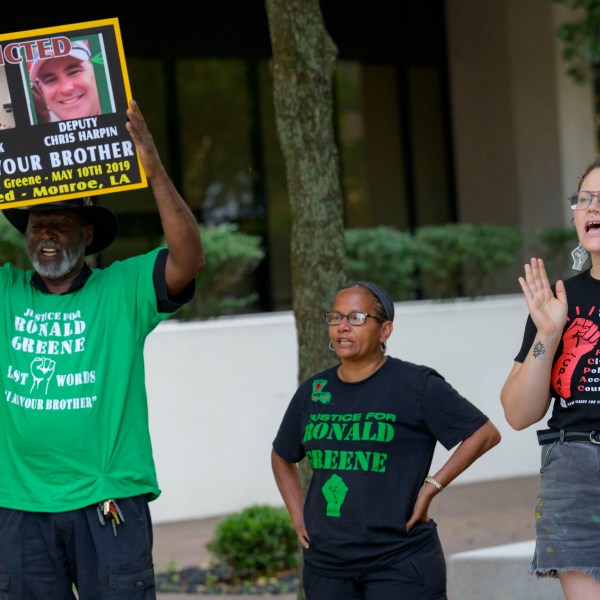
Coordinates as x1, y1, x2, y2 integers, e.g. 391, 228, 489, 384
264, 0, 347, 378
264, 1, 348, 597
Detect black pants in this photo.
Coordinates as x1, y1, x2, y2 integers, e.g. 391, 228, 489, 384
303, 533, 447, 600
0, 495, 155, 600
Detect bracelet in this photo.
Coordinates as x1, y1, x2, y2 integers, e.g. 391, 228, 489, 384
424, 475, 444, 491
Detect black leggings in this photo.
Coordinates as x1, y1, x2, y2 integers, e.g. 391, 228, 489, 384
303, 534, 447, 600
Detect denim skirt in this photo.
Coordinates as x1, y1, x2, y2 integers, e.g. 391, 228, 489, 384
532, 440, 600, 581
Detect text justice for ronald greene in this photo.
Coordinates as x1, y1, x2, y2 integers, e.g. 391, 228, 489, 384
11, 307, 87, 356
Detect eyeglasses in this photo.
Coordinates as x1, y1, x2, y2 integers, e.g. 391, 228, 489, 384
569, 191, 600, 210
324, 312, 383, 326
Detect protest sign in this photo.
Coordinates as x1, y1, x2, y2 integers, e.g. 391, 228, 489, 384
0, 18, 147, 210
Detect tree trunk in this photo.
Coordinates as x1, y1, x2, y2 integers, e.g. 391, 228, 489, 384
264, 1, 348, 597
264, 0, 347, 378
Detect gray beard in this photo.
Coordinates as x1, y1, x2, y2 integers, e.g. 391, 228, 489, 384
27, 237, 86, 280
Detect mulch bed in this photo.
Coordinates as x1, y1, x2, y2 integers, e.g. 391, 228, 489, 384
156, 564, 299, 595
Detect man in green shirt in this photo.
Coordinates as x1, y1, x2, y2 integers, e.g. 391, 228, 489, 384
0, 99, 205, 599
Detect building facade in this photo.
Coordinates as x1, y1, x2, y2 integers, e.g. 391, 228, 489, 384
3, 1, 596, 310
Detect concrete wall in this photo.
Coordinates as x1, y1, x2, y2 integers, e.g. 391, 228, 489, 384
145, 293, 540, 524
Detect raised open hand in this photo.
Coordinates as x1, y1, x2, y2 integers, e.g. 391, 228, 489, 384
125, 99, 163, 179
518, 258, 568, 336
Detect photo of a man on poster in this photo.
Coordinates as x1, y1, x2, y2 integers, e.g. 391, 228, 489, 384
26, 35, 115, 125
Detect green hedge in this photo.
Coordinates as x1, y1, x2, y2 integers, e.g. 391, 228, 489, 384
414, 223, 522, 298
170, 223, 265, 319
345, 226, 419, 300
0, 214, 580, 314
346, 223, 577, 301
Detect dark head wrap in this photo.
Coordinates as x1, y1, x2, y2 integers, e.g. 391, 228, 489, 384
347, 281, 395, 322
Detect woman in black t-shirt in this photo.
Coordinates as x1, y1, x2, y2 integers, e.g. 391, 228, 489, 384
501, 158, 600, 599
273, 281, 501, 600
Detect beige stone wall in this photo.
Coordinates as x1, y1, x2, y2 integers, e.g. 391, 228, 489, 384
445, 0, 595, 229
551, 2, 597, 223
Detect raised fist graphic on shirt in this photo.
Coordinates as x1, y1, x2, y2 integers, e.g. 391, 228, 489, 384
30, 357, 56, 395
552, 316, 600, 398
322, 473, 349, 517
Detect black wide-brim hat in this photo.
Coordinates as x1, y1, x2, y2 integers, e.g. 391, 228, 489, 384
3, 197, 118, 256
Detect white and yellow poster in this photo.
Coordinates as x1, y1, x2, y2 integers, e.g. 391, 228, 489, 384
0, 18, 147, 209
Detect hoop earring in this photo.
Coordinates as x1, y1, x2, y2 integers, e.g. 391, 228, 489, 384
329, 340, 335, 351
380, 342, 387, 353
572, 243, 589, 271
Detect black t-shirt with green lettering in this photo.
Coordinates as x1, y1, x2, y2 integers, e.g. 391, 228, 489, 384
272, 356, 489, 577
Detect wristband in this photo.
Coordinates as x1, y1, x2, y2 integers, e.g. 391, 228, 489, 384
424, 475, 444, 491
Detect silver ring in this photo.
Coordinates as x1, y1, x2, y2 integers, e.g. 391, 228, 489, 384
590, 431, 600, 445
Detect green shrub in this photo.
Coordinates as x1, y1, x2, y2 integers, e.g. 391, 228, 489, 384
413, 223, 470, 298
345, 226, 419, 300
174, 223, 265, 320
0, 213, 29, 268
206, 505, 298, 578
460, 224, 523, 296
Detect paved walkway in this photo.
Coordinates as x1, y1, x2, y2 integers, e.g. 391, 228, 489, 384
153, 474, 539, 599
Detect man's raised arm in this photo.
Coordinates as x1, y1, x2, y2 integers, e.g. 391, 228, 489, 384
126, 99, 205, 297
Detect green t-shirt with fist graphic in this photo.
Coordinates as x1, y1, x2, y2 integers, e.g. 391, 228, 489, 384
0, 248, 177, 512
